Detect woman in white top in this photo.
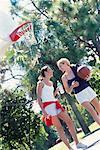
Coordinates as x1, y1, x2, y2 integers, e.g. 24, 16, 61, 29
37, 65, 87, 150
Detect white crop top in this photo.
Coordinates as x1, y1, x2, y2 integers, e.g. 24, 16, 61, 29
41, 82, 57, 102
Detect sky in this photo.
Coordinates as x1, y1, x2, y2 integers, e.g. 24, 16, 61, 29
0, 0, 25, 89
0, 0, 11, 12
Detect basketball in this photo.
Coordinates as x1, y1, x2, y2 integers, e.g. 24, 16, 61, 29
77, 66, 91, 80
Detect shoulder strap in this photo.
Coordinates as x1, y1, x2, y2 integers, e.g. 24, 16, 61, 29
71, 65, 78, 75
62, 73, 68, 81
41, 81, 45, 86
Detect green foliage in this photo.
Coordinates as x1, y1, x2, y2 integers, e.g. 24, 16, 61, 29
6, 49, 15, 64
76, 103, 93, 126
38, 0, 53, 10
8, 0, 100, 94
89, 65, 100, 98
0, 89, 48, 150
43, 125, 58, 148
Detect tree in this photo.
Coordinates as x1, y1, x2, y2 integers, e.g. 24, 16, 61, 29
0, 89, 48, 150
9, 0, 96, 133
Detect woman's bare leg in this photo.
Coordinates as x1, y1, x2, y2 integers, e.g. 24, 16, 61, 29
52, 115, 71, 149
90, 98, 100, 115
82, 101, 100, 125
58, 111, 79, 145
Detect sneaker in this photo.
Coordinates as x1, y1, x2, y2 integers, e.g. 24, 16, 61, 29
76, 142, 88, 149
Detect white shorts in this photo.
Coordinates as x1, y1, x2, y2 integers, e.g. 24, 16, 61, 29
75, 86, 97, 104
45, 103, 62, 116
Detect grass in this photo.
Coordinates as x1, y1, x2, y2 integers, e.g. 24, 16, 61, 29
49, 122, 100, 150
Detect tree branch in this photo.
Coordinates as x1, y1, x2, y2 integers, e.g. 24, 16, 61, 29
0, 74, 23, 83
69, 25, 99, 56
30, 0, 49, 19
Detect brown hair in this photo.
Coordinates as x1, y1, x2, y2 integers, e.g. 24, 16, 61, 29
38, 65, 49, 80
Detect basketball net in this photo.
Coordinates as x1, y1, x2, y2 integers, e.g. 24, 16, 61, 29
22, 22, 37, 47
10, 21, 36, 45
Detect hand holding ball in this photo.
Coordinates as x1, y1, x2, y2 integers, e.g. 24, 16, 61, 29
77, 66, 91, 80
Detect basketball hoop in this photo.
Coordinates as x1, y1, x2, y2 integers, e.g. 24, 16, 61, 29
0, 20, 37, 60
10, 21, 37, 47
